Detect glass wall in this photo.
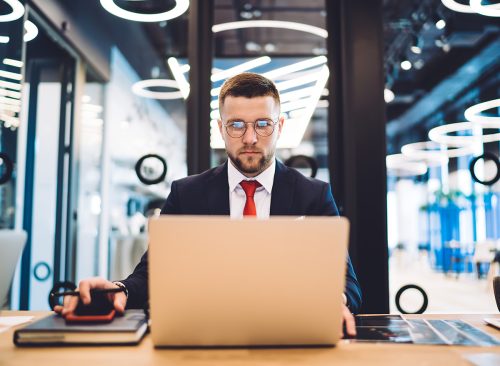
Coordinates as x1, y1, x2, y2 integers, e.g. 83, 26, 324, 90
1, 0, 189, 309
384, 0, 500, 313
210, 0, 330, 181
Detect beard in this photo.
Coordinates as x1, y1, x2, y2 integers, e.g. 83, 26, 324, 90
227, 148, 274, 176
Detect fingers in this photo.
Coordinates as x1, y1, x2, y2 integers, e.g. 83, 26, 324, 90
60, 277, 117, 316
342, 304, 357, 337
61, 292, 79, 316
113, 293, 127, 314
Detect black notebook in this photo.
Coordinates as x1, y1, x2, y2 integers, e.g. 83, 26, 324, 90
14, 310, 148, 346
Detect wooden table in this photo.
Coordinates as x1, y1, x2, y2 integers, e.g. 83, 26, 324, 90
1, 312, 499, 366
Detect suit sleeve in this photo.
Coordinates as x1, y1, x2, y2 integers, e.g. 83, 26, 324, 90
320, 183, 362, 314
120, 181, 180, 309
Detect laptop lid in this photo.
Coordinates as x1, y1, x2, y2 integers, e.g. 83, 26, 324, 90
148, 216, 349, 347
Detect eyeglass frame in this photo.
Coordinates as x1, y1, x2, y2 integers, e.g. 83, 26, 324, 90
221, 118, 279, 138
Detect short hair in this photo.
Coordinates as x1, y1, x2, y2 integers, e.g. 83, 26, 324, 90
218, 72, 280, 110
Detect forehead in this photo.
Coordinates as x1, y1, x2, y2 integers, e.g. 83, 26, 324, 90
220, 95, 279, 120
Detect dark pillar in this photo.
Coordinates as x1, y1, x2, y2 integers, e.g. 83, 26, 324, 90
187, 0, 213, 174
327, 0, 389, 313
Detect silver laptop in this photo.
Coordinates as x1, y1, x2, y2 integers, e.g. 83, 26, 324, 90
148, 216, 349, 347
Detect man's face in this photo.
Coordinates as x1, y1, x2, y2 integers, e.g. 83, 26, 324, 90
218, 95, 284, 177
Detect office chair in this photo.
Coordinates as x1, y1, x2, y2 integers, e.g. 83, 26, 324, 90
0, 230, 27, 308
494, 276, 500, 312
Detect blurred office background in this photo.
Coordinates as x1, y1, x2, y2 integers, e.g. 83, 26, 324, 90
0, 0, 498, 313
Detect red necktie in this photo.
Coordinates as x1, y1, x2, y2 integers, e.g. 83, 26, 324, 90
240, 180, 262, 217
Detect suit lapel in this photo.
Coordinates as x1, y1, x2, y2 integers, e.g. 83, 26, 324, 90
270, 160, 295, 215
206, 162, 230, 215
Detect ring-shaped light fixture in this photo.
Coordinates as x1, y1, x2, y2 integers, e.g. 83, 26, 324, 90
24, 20, 38, 42
464, 98, 500, 123
135, 154, 167, 185
0, 0, 24, 22
441, 0, 500, 13
395, 284, 428, 314
0, 152, 14, 185
132, 79, 184, 100
428, 121, 500, 147
100, 0, 189, 22
401, 141, 475, 164
469, 152, 500, 186
386, 154, 428, 177
212, 20, 328, 38
470, 0, 500, 17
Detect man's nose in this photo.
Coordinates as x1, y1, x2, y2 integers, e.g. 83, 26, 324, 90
242, 124, 257, 144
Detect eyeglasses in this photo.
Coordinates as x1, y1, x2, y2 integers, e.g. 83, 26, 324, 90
223, 118, 278, 138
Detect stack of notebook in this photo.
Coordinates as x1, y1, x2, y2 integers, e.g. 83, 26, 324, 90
14, 310, 147, 346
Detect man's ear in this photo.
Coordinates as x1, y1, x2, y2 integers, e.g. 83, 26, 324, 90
218, 119, 225, 141
277, 114, 285, 137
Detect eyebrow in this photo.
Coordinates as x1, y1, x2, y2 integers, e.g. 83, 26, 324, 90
226, 117, 273, 122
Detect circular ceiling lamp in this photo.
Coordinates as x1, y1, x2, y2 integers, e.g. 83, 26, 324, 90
469, 152, 500, 186
212, 20, 328, 38
0, 0, 24, 22
132, 79, 184, 100
470, 0, 500, 16
401, 141, 476, 166
100, 0, 189, 22
24, 20, 38, 42
464, 98, 500, 123
428, 121, 500, 146
386, 154, 428, 177
441, 0, 500, 15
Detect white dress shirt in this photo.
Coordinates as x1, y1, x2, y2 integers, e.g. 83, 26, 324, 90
227, 159, 276, 219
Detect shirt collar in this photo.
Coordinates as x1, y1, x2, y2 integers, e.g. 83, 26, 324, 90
227, 158, 276, 194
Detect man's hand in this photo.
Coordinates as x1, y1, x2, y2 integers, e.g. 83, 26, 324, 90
341, 303, 356, 338
53, 277, 127, 316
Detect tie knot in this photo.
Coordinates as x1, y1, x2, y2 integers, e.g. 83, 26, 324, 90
239, 180, 262, 198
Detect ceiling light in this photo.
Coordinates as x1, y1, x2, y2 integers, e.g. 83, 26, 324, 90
0, 36, 10, 44
0, 96, 20, 106
0, 103, 21, 113
386, 154, 428, 177
400, 60, 412, 71
401, 141, 476, 166
414, 59, 425, 70
132, 79, 184, 100
211, 56, 271, 82
428, 121, 500, 146
384, 88, 395, 103
0, 70, 22, 80
24, 20, 38, 42
441, 0, 500, 14
464, 98, 500, 123
410, 46, 422, 54
0, 0, 25, 22
100, 0, 189, 22
435, 19, 446, 29
0, 88, 21, 99
470, 0, 500, 17
3, 58, 23, 68
245, 41, 261, 52
0, 80, 21, 90
264, 43, 276, 52
262, 56, 327, 80
167, 57, 190, 99
212, 20, 328, 39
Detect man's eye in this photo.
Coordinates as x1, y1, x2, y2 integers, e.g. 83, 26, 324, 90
256, 120, 271, 127
231, 121, 245, 129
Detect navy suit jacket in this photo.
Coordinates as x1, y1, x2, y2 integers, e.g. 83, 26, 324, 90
121, 160, 362, 313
